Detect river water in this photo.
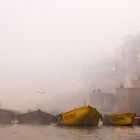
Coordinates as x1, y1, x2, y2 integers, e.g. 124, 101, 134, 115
0, 124, 140, 140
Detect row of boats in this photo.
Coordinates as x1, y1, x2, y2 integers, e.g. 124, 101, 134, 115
56, 104, 136, 126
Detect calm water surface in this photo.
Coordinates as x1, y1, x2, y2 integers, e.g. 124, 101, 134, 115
0, 124, 140, 140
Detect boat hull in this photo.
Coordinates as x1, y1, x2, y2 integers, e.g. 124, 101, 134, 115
58, 106, 101, 126
103, 112, 136, 126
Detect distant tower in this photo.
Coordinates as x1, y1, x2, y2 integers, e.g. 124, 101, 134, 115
120, 35, 140, 87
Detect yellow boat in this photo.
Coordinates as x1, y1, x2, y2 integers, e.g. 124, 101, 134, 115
57, 105, 102, 126
102, 112, 136, 126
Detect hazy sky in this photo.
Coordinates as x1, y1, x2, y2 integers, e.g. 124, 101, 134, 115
0, 0, 140, 111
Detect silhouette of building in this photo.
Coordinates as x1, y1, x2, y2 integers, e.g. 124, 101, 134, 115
89, 90, 115, 114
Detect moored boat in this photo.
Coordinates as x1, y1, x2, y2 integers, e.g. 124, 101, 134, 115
134, 116, 140, 125
57, 105, 101, 126
102, 112, 136, 126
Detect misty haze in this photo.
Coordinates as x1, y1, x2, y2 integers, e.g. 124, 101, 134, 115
1, 0, 140, 140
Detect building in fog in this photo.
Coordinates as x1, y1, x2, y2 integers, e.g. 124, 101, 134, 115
113, 33, 140, 116
84, 58, 124, 93
89, 89, 115, 114
117, 34, 140, 87
88, 33, 140, 116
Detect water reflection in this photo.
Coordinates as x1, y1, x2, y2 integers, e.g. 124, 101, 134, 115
0, 124, 140, 140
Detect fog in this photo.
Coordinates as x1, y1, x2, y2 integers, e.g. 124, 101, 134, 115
0, 0, 140, 112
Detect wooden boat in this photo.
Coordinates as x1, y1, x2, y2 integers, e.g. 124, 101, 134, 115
102, 112, 136, 126
56, 105, 101, 126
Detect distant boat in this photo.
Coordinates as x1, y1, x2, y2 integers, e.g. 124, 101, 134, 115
57, 105, 102, 126
102, 112, 136, 126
